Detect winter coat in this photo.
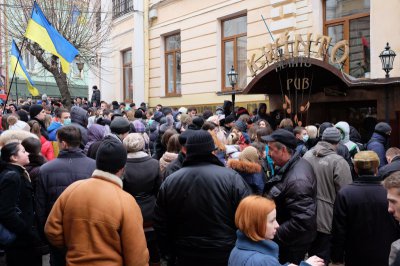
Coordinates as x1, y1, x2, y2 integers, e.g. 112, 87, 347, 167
45, 169, 149, 266
159, 152, 178, 175
87, 134, 122, 160
47, 121, 62, 141
331, 175, 400, 266
154, 154, 251, 263
123, 152, 161, 224
228, 230, 311, 266
379, 156, 400, 179
296, 139, 308, 157
336, 142, 356, 179
25, 154, 47, 192
36, 148, 96, 234
263, 153, 317, 251
147, 120, 160, 156
163, 151, 185, 180
367, 132, 389, 168
0, 164, 41, 248
227, 159, 265, 194
91, 89, 101, 107
40, 135, 54, 161
303, 141, 352, 234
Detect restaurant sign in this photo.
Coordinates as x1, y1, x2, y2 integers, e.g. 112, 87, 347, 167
247, 32, 349, 77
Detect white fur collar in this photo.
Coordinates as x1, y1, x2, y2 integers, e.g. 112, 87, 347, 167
127, 151, 148, 158
92, 169, 123, 188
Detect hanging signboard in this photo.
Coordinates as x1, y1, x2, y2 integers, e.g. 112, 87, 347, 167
247, 32, 349, 77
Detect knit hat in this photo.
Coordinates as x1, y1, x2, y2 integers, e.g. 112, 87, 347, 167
375, 122, 392, 135
123, 133, 145, 153
322, 127, 341, 144
186, 130, 215, 156
110, 117, 130, 134
29, 104, 43, 119
353, 151, 380, 172
239, 146, 259, 163
191, 116, 204, 130
261, 129, 297, 150
96, 139, 127, 174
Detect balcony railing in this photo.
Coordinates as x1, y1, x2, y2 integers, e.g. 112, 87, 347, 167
112, 0, 134, 19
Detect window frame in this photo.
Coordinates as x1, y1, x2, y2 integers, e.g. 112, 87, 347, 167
164, 33, 181, 97
221, 14, 247, 92
112, 0, 134, 20
322, 1, 370, 74
122, 49, 133, 101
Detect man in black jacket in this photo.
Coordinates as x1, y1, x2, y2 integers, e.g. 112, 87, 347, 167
36, 126, 96, 266
90, 85, 101, 107
379, 147, 400, 179
262, 129, 317, 264
154, 130, 250, 266
331, 151, 400, 266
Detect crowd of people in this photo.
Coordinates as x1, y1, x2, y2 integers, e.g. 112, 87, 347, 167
0, 90, 400, 266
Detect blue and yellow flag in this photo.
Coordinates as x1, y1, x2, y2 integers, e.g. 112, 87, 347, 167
24, 2, 79, 73
11, 40, 39, 96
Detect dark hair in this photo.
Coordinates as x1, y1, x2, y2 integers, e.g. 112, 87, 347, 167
188, 107, 197, 113
256, 127, 273, 142
21, 137, 42, 155
1, 142, 21, 163
28, 120, 42, 138
161, 128, 178, 148
251, 141, 266, 156
54, 108, 69, 119
93, 85, 98, 90
293, 126, 305, 136
1, 114, 10, 130
56, 126, 82, 148
202, 121, 217, 131
130, 103, 136, 108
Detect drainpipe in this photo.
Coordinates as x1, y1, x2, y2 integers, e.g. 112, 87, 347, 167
144, 0, 150, 107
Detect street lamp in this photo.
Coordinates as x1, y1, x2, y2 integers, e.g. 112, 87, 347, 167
76, 55, 84, 75
379, 43, 396, 123
379, 42, 396, 78
227, 65, 238, 115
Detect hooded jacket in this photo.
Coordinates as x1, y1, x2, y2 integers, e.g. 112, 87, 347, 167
335, 122, 359, 157
303, 141, 352, 234
47, 121, 62, 141
227, 159, 265, 194
71, 106, 88, 147
379, 156, 400, 179
367, 132, 389, 168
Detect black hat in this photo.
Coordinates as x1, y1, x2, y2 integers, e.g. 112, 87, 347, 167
375, 122, 392, 135
178, 129, 196, 146
29, 104, 43, 119
186, 130, 215, 156
134, 109, 143, 118
96, 139, 127, 174
163, 107, 173, 116
110, 117, 130, 134
225, 114, 235, 124
261, 129, 297, 150
192, 116, 204, 130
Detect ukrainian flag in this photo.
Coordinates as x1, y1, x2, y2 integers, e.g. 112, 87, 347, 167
10, 40, 39, 96
24, 2, 79, 73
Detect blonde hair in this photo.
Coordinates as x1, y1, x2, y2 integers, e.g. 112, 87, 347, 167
235, 196, 276, 241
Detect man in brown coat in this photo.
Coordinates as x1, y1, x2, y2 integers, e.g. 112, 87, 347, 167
45, 139, 149, 266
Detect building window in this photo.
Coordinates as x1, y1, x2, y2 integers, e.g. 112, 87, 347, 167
324, 0, 370, 78
164, 33, 181, 97
122, 50, 133, 101
23, 50, 35, 72
112, 0, 134, 19
222, 15, 247, 91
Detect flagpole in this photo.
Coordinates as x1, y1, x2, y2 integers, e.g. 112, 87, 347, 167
3, 38, 27, 114
15, 77, 18, 105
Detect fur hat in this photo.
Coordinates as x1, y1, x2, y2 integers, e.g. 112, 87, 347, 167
123, 133, 145, 153
110, 117, 130, 135
353, 151, 380, 171
96, 139, 127, 174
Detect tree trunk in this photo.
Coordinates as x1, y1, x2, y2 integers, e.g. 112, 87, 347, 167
53, 71, 72, 110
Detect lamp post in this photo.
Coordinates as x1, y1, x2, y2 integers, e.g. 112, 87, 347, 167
227, 65, 238, 115
76, 55, 84, 77
379, 42, 396, 123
